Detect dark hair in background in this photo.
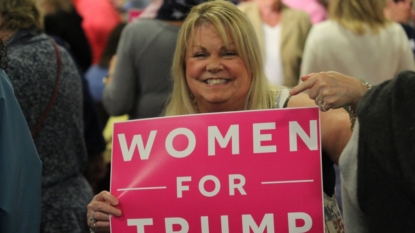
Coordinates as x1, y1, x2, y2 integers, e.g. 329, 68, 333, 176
155, 0, 205, 21
98, 22, 127, 68
0, 38, 8, 70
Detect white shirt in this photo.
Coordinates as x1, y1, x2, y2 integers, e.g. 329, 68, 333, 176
263, 23, 284, 86
301, 20, 415, 85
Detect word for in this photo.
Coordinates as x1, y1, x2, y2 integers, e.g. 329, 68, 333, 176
126, 213, 312, 233
177, 174, 246, 198
118, 121, 318, 162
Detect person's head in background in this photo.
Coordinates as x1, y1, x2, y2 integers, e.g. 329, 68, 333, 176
165, 0, 276, 115
155, 0, 204, 22
40, 0, 74, 15
384, 0, 413, 24
0, 0, 43, 39
254, 0, 282, 11
329, 0, 389, 35
318, 0, 329, 9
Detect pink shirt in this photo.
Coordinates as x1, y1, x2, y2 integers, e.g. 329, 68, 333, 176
282, 0, 327, 24
73, 0, 122, 64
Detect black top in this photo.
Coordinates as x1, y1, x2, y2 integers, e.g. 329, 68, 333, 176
357, 70, 415, 232
44, 8, 92, 73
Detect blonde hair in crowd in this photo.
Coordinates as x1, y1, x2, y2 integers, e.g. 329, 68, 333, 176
0, 0, 44, 32
164, 0, 278, 116
329, 0, 390, 35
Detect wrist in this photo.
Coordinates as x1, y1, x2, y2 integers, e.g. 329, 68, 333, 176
349, 81, 372, 131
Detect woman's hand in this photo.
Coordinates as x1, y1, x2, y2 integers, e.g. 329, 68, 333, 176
87, 191, 122, 232
290, 71, 368, 111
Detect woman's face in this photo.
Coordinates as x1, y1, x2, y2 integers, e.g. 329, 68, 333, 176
185, 23, 252, 113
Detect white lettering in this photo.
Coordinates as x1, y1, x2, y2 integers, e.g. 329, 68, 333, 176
208, 125, 240, 155
288, 212, 312, 233
242, 214, 275, 233
289, 121, 318, 151
177, 176, 191, 198
118, 131, 157, 161
201, 216, 209, 233
127, 218, 153, 233
253, 123, 277, 153
165, 128, 196, 158
221, 216, 229, 233
165, 218, 189, 233
199, 175, 220, 197
229, 174, 247, 196
201, 216, 230, 233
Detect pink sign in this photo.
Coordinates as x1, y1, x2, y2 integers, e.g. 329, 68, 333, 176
110, 108, 323, 233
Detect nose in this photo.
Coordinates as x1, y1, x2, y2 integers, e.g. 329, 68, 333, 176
206, 57, 223, 73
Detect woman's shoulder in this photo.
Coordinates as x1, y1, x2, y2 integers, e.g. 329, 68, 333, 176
381, 21, 408, 36
307, 20, 343, 42
275, 87, 291, 109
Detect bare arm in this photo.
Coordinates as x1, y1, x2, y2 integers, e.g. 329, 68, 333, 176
290, 71, 368, 111
287, 93, 352, 164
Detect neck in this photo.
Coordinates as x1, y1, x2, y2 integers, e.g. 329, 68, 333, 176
196, 102, 246, 114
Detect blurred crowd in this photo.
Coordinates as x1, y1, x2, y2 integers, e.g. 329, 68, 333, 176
1, 0, 415, 232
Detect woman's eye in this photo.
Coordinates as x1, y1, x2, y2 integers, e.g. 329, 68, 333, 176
224, 51, 237, 56
194, 53, 206, 58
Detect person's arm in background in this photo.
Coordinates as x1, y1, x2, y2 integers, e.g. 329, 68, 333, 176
103, 23, 137, 116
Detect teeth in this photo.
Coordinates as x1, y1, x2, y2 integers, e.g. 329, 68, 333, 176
205, 79, 227, 85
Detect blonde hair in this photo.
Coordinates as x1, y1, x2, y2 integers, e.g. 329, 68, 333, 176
164, 0, 278, 116
0, 0, 44, 31
329, 0, 390, 34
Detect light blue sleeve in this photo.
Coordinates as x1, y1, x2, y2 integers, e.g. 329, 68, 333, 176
0, 69, 42, 233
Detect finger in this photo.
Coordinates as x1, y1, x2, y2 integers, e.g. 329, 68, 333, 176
93, 211, 111, 222
88, 200, 122, 217
301, 73, 315, 81
95, 221, 111, 233
289, 75, 317, 95
93, 191, 119, 206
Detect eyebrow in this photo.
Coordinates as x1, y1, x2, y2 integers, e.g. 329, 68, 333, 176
190, 43, 236, 51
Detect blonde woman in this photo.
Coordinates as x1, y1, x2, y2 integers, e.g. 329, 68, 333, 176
87, 1, 352, 232
300, 0, 415, 85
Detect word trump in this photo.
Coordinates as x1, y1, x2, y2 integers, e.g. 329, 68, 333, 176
127, 213, 313, 233
117, 121, 318, 162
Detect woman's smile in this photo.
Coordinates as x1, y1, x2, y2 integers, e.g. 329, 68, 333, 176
185, 23, 252, 113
